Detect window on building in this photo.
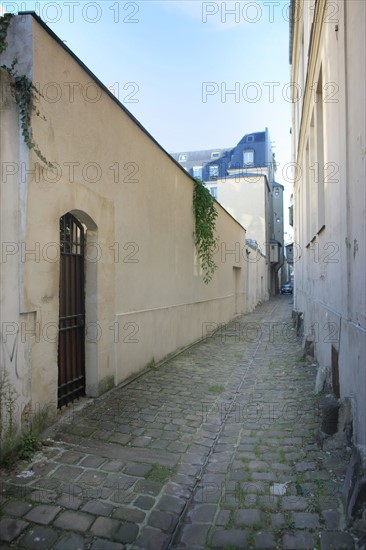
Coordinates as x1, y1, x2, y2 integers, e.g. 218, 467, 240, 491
309, 111, 317, 237
209, 165, 219, 180
305, 141, 311, 242
243, 150, 254, 165
179, 154, 187, 162
210, 187, 218, 199
289, 205, 294, 227
247, 135, 254, 142
211, 151, 220, 159
274, 189, 280, 197
316, 70, 325, 230
192, 166, 203, 179
309, 0, 316, 25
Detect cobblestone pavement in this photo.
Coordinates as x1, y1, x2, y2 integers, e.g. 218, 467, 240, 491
0, 297, 360, 549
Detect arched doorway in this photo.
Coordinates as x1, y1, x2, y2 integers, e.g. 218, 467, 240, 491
58, 213, 86, 408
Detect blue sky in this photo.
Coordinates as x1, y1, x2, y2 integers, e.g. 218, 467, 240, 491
2, 1, 293, 208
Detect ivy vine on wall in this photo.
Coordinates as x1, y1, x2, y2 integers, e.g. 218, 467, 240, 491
193, 178, 218, 284
0, 12, 13, 53
0, 13, 52, 167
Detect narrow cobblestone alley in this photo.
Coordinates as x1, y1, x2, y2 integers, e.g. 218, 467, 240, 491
0, 297, 358, 549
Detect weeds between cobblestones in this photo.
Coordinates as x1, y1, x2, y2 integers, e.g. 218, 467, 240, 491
0, 297, 361, 549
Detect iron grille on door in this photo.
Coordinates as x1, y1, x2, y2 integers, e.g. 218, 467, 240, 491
58, 213, 86, 408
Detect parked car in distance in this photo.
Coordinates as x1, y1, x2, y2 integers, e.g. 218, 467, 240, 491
280, 283, 293, 294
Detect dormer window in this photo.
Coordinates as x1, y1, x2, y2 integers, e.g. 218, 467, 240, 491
211, 151, 220, 159
243, 150, 254, 165
193, 166, 203, 178
247, 135, 254, 142
209, 165, 219, 180
179, 154, 188, 162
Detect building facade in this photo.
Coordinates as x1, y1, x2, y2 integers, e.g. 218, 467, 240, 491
290, 0, 366, 518
174, 130, 285, 296
0, 13, 266, 434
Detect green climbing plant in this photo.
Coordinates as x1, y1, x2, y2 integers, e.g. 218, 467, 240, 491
193, 178, 218, 284
0, 12, 13, 53
0, 13, 52, 167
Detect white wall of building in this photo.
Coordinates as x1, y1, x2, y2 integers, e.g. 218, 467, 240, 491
291, 0, 366, 445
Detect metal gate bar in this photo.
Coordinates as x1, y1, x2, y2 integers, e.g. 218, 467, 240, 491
58, 214, 86, 408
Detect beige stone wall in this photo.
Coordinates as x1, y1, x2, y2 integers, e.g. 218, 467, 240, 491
205, 175, 271, 299
0, 69, 33, 429
245, 248, 268, 313
206, 175, 269, 249
291, 0, 366, 444
0, 14, 269, 428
